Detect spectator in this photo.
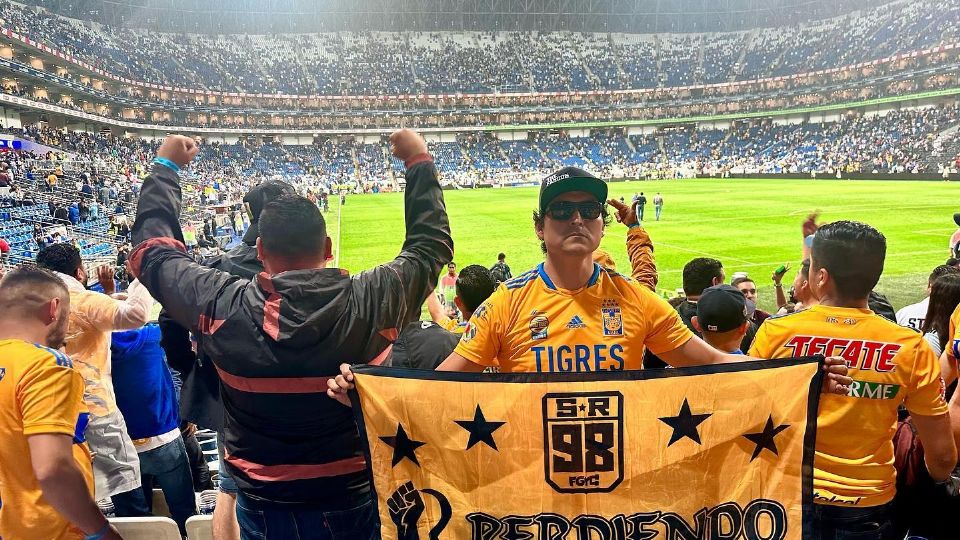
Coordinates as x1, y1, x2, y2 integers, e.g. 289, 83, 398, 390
897, 265, 960, 331
787, 258, 817, 313
111, 321, 197, 536
36, 244, 154, 504
750, 220, 958, 534
130, 131, 452, 539
0, 265, 122, 540
439, 261, 458, 308
920, 273, 960, 360
490, 252, 512, 283
68, 202, 80, 225
159, 179, 296, 540
691, 284, 752, 354
731, 275, 771, 324
0, 236, 8, 265
391, 265, 497, 370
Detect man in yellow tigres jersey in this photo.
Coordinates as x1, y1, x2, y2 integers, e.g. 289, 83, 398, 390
328, 167, 849, 395
749, 220, 957, 537
0, 266, 121, 540
437, 167, 787, 373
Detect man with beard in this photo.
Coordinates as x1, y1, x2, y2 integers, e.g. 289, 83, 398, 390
0, 266, 122, 540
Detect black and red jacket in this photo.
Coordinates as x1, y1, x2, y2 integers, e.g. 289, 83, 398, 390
129, 156, 452, 508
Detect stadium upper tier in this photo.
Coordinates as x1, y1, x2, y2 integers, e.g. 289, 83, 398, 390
0, 0, 956, 97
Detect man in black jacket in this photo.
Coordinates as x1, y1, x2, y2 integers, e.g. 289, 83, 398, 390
158, 179, 295, 540
129, 130, 453, 539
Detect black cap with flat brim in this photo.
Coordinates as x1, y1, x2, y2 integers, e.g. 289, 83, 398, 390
539, 166, 608, 215
241, 180, 297, 243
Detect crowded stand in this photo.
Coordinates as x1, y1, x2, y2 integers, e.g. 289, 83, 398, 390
2, 0, 960, 539
0, 0, 956, 95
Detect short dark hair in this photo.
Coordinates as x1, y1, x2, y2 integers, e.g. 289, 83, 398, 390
36, 243, 82, 276
497, 253, 506, 261
258, 195, 326, 259
456, 265, 497, 313
929, 264, 960, 286
730, 276, 755, 287
682, 257, 723, 296
0, 264, 68, 316
811, 220, 886, 300
799, 258, 811, 278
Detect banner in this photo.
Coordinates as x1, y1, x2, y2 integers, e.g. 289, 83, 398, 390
350, 357, 822, 540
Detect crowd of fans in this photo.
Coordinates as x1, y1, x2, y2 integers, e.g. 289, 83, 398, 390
0, 0, 956, 96
3, 127, 960, 540
8, 103, 958, 197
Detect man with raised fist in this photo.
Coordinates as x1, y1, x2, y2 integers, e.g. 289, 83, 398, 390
129, 130, 453, 539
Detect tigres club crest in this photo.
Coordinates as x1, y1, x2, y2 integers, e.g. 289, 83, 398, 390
542, 391, 624, 494
601, 299, 623, 337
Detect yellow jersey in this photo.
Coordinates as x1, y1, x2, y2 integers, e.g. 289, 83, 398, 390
0, 339, 93, 540
439, 317, 467, 335
455, 263, 692, 373
749, 305, 947, 507
946, 303, 960, 365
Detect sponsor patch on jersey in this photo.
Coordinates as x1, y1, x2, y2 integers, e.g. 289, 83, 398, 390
847, 380, 900, 400
567, 315, 586, 329
530, 312, 549, 340
601, 299, 623, 337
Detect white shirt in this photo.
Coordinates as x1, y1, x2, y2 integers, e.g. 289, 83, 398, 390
895, 297, 929, 331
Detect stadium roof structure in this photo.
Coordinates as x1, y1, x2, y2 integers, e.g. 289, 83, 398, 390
27, 0, 890, 34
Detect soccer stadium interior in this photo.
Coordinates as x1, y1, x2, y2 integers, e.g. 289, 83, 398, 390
1, 0, 960, 538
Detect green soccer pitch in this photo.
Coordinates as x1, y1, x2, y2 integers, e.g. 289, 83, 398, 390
332, 178, 957, 313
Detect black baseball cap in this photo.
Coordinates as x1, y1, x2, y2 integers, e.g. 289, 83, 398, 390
539, 166, 608, 215
242, 180, 296, 243
696, 284, 754, 333
954, 213, 960, 228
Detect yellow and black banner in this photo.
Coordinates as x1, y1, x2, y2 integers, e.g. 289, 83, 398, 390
350, 357, 822, 540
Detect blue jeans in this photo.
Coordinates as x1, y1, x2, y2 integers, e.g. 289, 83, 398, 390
655, 205, 662, 220
216, 431, 238, 494
236, 492, 378, 540
812, 502, 896, 540
111, 436, 197, 536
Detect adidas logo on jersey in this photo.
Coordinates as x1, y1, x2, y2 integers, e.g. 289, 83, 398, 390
567, 315, 586, 329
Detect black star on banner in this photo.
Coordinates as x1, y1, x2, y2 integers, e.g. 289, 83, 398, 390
743, 415, 791, 461
658, 398, 712, 446
380, 423, 426, 467
455, 405, 506, 451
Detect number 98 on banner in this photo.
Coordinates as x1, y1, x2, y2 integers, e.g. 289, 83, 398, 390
542, 391, 624, 493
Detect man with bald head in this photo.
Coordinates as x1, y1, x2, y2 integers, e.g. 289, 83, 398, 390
0, 266, 122, 539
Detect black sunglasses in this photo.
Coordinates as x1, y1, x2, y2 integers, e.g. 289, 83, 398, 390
545, 201, 603, 221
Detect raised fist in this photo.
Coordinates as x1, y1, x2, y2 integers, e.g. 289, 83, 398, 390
157, 135, 199, 168
802, 212, 821, 238
390, 129, 428, 162
387, 481, 425, 540
96, 265, 116, 295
